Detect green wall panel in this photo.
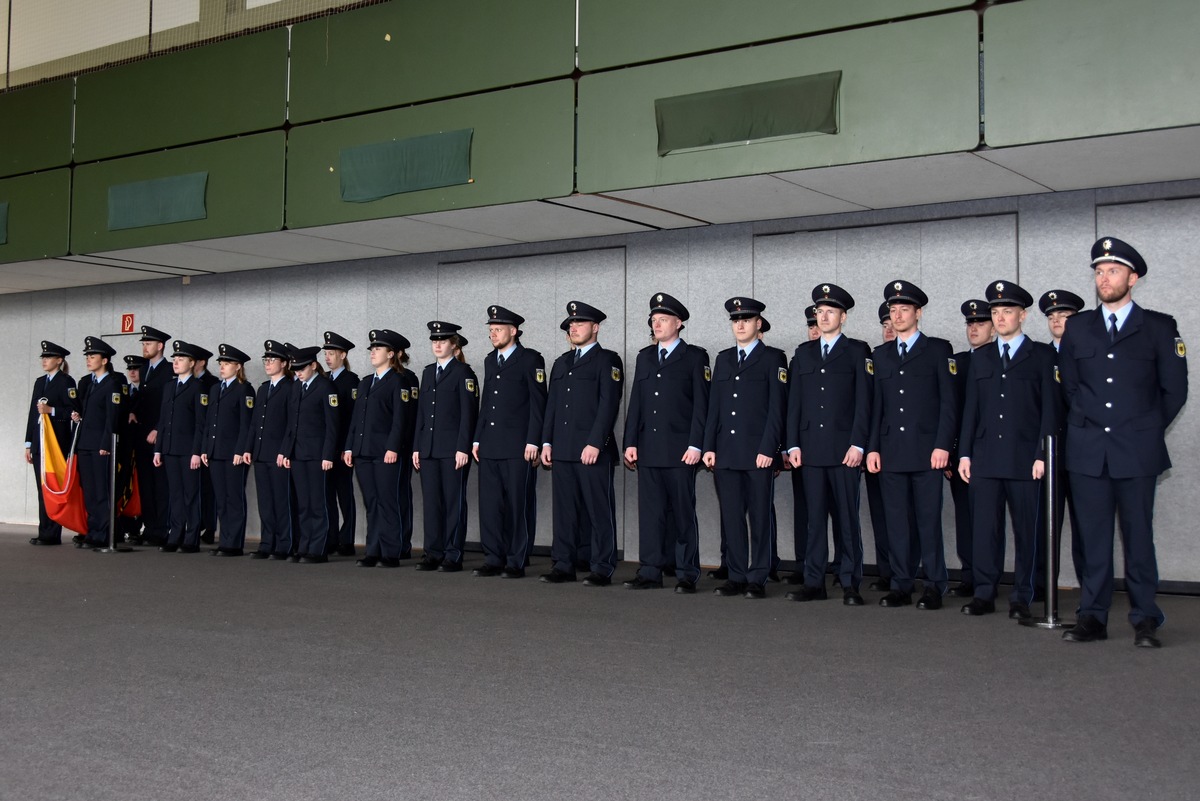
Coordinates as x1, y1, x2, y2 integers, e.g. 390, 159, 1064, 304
0, 81, 73, 179
0, 170, 71, 263
71, 133, 285, 253
74, 29, 287, 162
984, 0, 1200, 147
577, 13, 980, 193
578, 0, 971, 71
289, 0, 574, 123
287, 81, 574, 228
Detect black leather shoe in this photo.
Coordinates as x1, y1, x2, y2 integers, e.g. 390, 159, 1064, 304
1062, 615, 1108, 643
712, 581, 746, 597
843, 589, 865, 606
355, 556, 379, 567
500, 567, 525, 579
250, 551, 271, 560
337, 544, 357, 557
1134, 620, 1162, 649
707, 566, 729, 580
1008, 602, 1033, 621
212, 549, 243, 557
29, 537, 61, 546
437, 561, 463, 573
948, 582, 975, 597
539, 569, 576, 584
743, 583, 767, 599
287, 553, 302, 562
674, 580, 697, 594
784, 585, 828, 602
961, 598, 996, 616
879, 591, 912, 608
179, 545, 201, 554
159, 544, 179, 553
622, 577, 663, 590
300, 555, 329, 564
916, 590, 943, 610
473, 565, 503, 577
271, 553, 290, 561
377, 558, 401, 568
582, 573, 611, 587
868, 578, 890, 592
72, 535, 86, 547
415, 558, 441, 571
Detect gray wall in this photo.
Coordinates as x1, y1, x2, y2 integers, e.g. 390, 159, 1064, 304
6, 179, 1199, 583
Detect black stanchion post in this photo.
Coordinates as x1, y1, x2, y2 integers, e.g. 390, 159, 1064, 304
1021, 434, 1073, 630
97, 433, 131, 553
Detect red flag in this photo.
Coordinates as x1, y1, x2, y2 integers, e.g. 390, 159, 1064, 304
118, 464, 141, 518
40, 414, 88, 535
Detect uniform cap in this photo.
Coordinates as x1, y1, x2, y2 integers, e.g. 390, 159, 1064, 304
171, 340, 204, 360
811, 283, 855, 311
1038, 289, 1086, 316
724, 296, 766, 320
217, 344, 251, 364
759, 316, 772, 334
290, 346, 321, 367
985, 280, 1033, 309
427, 320, 463, 341
83, 336, 116, 358
190, 343, 213, 362
804, 305, 818, 326
648, 292, 690, 321
323, 331, 355, 352
368, 329, 410, 351
960, 299, 991, 323
1091, 236, 1147, 277
40, 340, 70, 358
123, 354, 149, 371
877, 303, 891, 324
138, 325, 170, 343
884, 280, 928, 308
486, 305, 525, 327
563, 300, 607, 325
262, 340, 291, 360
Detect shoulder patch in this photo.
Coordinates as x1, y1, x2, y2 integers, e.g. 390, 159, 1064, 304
611, 367, 622, 382
535, 368, 545, 384
68, 388, 77, 399
777, 367, 788, 384
352, 387, 358, 400
121, 384, 129, 395
412, 387, 419, 400
112, 392, 121, 405
328, 394, 338, 408
948, 357, 957, 376
1176, 337, 1187, 358
466, 378, 476, 394
200, 394, 209, 406
1054, 365, 1061, 384
401, 389, 410, 402
704, 365, 712, 382
865, 358, 874, 376
246, 396, 254, 409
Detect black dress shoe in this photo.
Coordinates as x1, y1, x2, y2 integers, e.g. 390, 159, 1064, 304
29, 537, 61, 546
72, 535, 87, 546
712, 581, 746, 597
1062, 614, 1108, 643
356, 556, 379, 567
288, 553, 302, 563
473, 565, 503, 577
179, 545, 201, 554
744, 583, 767, 599
1134, 620, 1161, 649
500, 567, 525, 579
437, 561, 463, 573
337, 544, 357, 557
415, 558, 441, 571
212, 549, 243, 557
159, 544, 179, 553
961, 598, 996, 616
250, 551, 271, 560
707, 566, 729, 580
622, 576, 663, 590
915, 590, 943, 610
1008, 602, 1033, 621
948, 582, 975, 597
582, 573, 611, 587
377, 558, 401, 568
271, 553, 290, 561
539, 569, 576, 584
879, 591, 912, 608
784, 585, 828, 602
674, 580, 697, 594
843, 589, 865, 606
300, 555, 329, 564
868, 578, 891, 592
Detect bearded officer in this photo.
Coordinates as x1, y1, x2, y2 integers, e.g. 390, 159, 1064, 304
137, 325, 173, 545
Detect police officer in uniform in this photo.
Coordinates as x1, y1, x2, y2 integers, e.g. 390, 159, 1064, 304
152, 340, 205, 552
540, 301, 624, 586
472, 306, 547, 579
784, 284, 872, 605
25, 341, 76, 546
703, 297, 787, 599
1060, 237, 1188, 648
958, 281, 1059, 619
863, 304, 894, 589
867, 281, 958, 609
116, 354, 148, 544
245, 340, 295, 559
201, 344, 256, 556
191, 346, 219, 545
137, 326, 173, 545
622, 293, 710, 593
413, 322, 479, 572
70, 337, 127, 549
321, 331, 359, 556
282, 346, 339, 563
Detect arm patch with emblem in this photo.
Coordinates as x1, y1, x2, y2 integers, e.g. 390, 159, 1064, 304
1176, 337, 1187, 358
535, 368, 545, 383
246, 396, 254, 409
704, 366, 711, 382
947, 358, 957, 376
112, 393, 122, 405
328, 394, 338, 407
611, 367, 621, 382
200, 394, 208, 406
777, 367, 788, 384
865, 358, 874, 376
466, 379, 476, 394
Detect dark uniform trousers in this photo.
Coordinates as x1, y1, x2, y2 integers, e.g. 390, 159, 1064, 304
420, 459, 471, 563
869, 335, 958, 595
326, 368, 359, 550
1060, 304, 1187, 627
345, 369, 414, 560
802, 465, 863, 588
138, 360, 173, 542
75, 374, 126, 545
949, 349, 975, 582
249, 378, 293, 556
636, 466, 701, 583
415, 360, 478, 564
713, 468, 775, 586
211, 459, 249, 552
163, 455, 201, 548
478, 458, 538, 570
291, 460, 329, 557
195, 372, 219, 539
550, 459, 618, 575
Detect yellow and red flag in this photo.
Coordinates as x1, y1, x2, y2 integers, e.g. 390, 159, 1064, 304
40, 414, 88, 535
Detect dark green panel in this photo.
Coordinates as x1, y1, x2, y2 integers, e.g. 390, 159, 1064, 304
74, 28, 287, 162
579, 0, 971, 70
72, 133, 284, 253
0, 170, 72, 263
340, 129, 472, 202
0, 81, 74, 178
289, 0, 574, 123
108, 172, 209, 231
287, 81, 574, 228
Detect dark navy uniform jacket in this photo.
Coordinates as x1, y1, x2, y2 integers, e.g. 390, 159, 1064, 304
329, 368, 359, 455
26, 371, 77, 455
1058, 304, 1188, 478
623, 341, 710, 468
246, 376, 294, 462
202, 380, 255, 460
703, 343, 788, 470
415, 359, 479, 458
868, 334, 958, 472
785, 337, 872, 466
283, 374, 340, 462
950, 349, 975, 460
155, 375, 203, 457
542, 344, 624, 462
138, 358, 172, 437
75, 372, 128, 452
474, 345, 547, 458
958, 339, 1059, 479
344, 369, 413, 459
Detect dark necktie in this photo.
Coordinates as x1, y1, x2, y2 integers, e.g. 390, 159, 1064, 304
899, 341, 908, 361
659, 348, 667, 366
1109, 313, 1118, 342
738, 349, 746, 368
574, 349, 581, 365
497, 354, 505, 368
1002, 342, 1011, 371
175, 380, 184, 396
436, 365, 445, 383
822, 343, 829, 361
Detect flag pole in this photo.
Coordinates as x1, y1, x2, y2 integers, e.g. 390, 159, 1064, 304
97, 433, 131, 553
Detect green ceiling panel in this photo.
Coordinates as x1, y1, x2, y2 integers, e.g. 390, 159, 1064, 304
0, 81, 74, 179
578, 0, 971, 71
287, 81, 574, 228
0, 170, 71, 264
72, 133, 285, 253
289, 0, 575, 123
577, 13, 980, 193
984, 0, 1200, 147
74, 28, 287, 162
